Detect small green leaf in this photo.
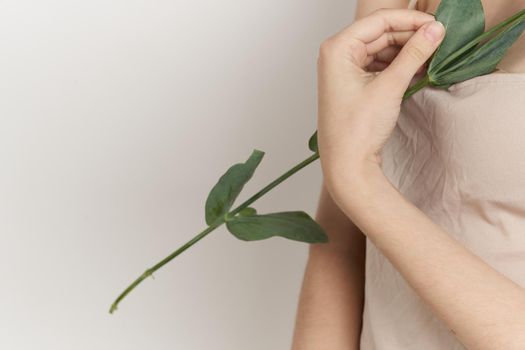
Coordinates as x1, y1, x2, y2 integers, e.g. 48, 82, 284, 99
237, 207, 257, 217
205, 150, 264, 226
308, 131, 318, 153
226, 211, 328, 243
433, 16, 525, 87
428, 0, 485, 75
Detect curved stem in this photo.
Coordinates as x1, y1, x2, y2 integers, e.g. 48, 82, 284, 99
109, 152, 320, 313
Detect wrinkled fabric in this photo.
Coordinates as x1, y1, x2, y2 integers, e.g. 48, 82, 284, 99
360, 71, 525, 349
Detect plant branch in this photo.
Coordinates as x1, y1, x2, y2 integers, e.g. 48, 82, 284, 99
109, 152, 320, 313
403, 75, 430, 100
228, 153, 320, 216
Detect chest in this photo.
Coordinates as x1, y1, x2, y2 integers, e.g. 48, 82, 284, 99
381, 74, 525, 204
417, 0, 525, 73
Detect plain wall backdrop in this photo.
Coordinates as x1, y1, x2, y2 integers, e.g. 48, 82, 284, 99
0, 1, 356, 349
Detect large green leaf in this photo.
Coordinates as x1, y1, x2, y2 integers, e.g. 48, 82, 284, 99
205, 150, 264, 226
226, 211, 328, 243
432, 17, 525, 87
428, 0, 485, 74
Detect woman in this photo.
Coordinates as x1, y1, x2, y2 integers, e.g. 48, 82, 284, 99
292, 0, 525, 349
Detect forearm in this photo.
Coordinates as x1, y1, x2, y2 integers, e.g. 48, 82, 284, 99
329, 163, 525, 349
291, 183, 365, 350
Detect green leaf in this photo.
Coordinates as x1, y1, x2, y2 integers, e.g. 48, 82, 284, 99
428, 0, 485, 75
205, 150, 264, 226
432, 16, 525, 87
226, 211, 328, 243
428, 9, 525, 79
308, 131, 318, 153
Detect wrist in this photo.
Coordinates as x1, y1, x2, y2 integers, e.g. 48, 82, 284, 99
324, 159, 390, 217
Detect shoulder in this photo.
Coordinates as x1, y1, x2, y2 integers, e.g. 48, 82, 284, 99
354, 1, 411, 19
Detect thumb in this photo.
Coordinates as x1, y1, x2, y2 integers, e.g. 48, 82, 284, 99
378, 20, 445, 95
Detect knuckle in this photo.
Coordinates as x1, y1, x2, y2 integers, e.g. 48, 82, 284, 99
346, 38, 363, 54
318, 36, 344, 59
386, 32, 397, 47
319, 36, 339, 52
405, 44, 427, 62
318, 39, 330, 54
372, 7, 388, 16
318, 35, 366, 66
371, 8, 393, 27
319, 38, 337, 56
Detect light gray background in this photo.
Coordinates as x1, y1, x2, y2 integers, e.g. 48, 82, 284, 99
0, 1, 356, 349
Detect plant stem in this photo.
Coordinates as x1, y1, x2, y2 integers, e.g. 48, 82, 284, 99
109, 224, 217, 314
229, 153, 320, 216
109, 152, 320, 314
403, 75, 430, 100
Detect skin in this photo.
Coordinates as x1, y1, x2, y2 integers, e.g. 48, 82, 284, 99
292, 1, 525, 349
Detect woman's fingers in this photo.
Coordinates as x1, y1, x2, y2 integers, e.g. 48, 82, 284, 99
365, 36, 429, 74
366, 61, 389, 72
366, 30, 415, 55
364, 46, 401, 67
376, 20, 445, 96
366, 58, 429, 74
323, 9, 434, 69
337, 9, 435, 44
318, 8, 441, 93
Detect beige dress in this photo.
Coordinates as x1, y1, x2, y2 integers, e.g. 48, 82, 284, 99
359, 69, 525, 349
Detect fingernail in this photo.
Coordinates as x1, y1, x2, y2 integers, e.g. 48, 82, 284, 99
424, 21, 445, 42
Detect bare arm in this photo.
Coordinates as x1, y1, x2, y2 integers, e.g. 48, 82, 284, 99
291, 182, 366, 350
315, 4, 525, 348
290, 2, 411, 349
335, 165, 525, 349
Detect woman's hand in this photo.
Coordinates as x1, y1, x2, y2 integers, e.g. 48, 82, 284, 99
314, 11, 525, 349
316, 8, 445, 205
